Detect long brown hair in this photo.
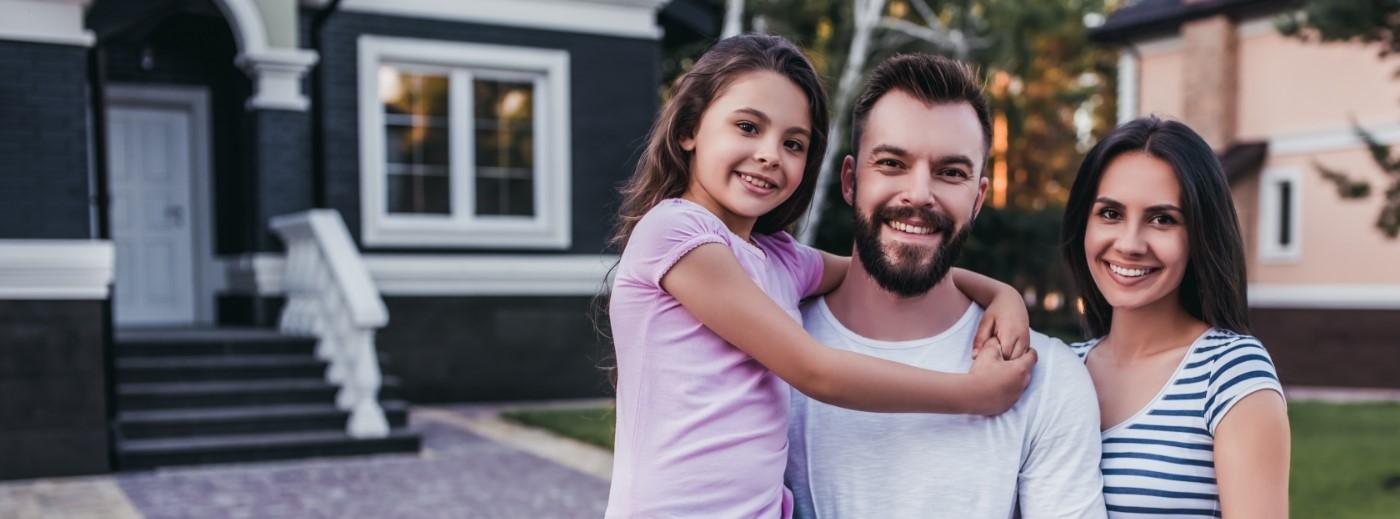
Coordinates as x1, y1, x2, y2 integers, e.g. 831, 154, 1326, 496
609, 34, 830, 251
1060, 116, 1251, 338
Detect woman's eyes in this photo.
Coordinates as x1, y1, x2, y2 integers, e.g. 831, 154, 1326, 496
1096, 208, 1179, 226
1149, 214, 1179, 225
736, 121, 758, 134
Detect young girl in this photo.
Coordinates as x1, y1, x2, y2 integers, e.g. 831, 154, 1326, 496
606, 34, 1037, 518
1061, 117, 1291, 518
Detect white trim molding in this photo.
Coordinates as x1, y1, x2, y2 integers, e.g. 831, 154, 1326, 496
0, 240, 114, 299
224, 253, 615, 296
1257, 167, 1303, 263
1116, 49, 1139, 125
1250, 284, 1400, 310
212, 0, 269, 55
358, 35, 572, 248
0, 0, 95, 47
236, 48, 319, 111
338, 0, 671, 40
1268, 121, 1400, 156
368, 254, 615, 295
1133, 34, 1181, 56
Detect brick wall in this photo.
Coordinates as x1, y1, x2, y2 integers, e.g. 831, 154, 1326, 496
0, 41, 93, 239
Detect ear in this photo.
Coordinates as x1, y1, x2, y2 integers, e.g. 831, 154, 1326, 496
680, 134, 696, 152
840, 155, 857, 206
972, 173, 990, 220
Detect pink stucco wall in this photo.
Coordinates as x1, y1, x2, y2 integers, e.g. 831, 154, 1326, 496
1130, 19, 1400, 287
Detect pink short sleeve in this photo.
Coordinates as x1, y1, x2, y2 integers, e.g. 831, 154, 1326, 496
753, 231, 825, 299
623, 199, 733, 287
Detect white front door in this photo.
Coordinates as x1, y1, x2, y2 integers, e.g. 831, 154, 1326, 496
108, 106, 197, 325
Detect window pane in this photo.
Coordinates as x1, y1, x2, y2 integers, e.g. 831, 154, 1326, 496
1279, 181, 1292, 247
386, 126, 448, 167
387, 172, 450, 215
473, 79, 535, 217
382, 65, 451, 215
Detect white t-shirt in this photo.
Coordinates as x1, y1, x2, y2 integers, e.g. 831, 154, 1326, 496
786, 299, 1108, 519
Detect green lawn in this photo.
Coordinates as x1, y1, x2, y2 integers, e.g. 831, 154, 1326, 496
503, 401, 1400, 517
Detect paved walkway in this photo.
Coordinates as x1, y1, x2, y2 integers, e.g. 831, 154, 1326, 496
0, 404, 612, 519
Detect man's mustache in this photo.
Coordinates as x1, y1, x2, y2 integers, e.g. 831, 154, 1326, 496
874, 205, 955, 236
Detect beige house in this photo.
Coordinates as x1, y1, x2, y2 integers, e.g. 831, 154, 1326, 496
1093, 0, 1400, 388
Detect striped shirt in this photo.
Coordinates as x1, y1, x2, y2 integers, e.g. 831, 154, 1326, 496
1069, 329, 1283, 518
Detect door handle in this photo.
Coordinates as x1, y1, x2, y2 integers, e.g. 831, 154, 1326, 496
165, 205, 185, 226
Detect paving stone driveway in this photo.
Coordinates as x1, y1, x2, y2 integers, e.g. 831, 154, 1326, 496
1, 406, 610, 519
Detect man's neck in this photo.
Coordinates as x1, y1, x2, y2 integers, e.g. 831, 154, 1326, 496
824, 253, 973, 342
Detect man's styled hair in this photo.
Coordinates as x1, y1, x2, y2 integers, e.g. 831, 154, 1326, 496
850, 53, 992, 167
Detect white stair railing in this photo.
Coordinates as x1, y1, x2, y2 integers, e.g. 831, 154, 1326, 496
270, 210, 390, 438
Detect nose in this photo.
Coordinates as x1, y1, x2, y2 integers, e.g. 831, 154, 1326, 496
899, 164, 937, 209
754, 140, 780, 169
1112, 222, 1149, 257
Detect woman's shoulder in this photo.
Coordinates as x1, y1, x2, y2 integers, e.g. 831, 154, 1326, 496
1065, 337, 1101, 361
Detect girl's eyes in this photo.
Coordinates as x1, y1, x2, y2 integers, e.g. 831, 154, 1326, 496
737, 121, 758, 134
784, 140, 806, 152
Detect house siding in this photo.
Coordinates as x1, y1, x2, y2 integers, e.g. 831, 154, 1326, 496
0, 41, 93, 239
375, 296, 612, 402
314, 11, 660, 254
0, 300, 110, 480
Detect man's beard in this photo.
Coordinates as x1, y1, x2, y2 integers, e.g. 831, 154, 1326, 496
853, 203, 971, 298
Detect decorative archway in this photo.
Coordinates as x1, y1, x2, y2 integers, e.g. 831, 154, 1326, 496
212, 0, 318, 111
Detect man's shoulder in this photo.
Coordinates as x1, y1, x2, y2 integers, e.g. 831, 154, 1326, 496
1027, 331, 1095, 389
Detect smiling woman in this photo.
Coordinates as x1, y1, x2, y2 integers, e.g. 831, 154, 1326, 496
1060, 117, 1292, 519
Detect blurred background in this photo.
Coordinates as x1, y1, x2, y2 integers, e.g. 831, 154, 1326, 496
0, 0, 1396, 517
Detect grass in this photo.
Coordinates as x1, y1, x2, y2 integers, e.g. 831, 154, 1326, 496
503, 401, 1400, 517
501, 406, 616, 450
1288, 401, 1400, 519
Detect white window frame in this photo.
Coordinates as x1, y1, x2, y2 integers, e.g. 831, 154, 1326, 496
358, 35, 572, 248
1258, 167, 1303, 263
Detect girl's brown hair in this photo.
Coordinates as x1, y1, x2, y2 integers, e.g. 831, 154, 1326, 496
609, 34, 830, 251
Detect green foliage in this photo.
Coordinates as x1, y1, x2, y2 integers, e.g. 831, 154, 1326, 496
957, 205, 1082, 340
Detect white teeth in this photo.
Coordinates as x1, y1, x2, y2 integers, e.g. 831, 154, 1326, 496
889, 221, 934, 235
1108, 262, 1153, 278
739, 173, 775, 189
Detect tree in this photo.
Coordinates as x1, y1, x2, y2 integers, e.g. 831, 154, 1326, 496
1278, 0, 1400, 238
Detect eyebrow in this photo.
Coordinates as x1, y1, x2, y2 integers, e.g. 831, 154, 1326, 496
735, 107, 810, 138
1094, 197, 1182, 212
871, 145, 974, 168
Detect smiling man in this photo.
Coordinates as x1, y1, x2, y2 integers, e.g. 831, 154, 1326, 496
785, 54, 1107, 518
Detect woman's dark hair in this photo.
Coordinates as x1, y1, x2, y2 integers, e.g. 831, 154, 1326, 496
608, 33, 830, 251
1060, 116, 1251, 338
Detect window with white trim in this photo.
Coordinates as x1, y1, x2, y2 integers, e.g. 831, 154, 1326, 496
358, 36, 571, 248
1258, 167, 1302, 262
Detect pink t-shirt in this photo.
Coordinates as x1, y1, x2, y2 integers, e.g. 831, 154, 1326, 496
605, 198, 825, 519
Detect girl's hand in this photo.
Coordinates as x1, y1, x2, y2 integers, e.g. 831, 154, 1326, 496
972, 286, 1031, 360
966, 337, 1036, 415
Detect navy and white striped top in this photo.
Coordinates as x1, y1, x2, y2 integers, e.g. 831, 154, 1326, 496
1069, 329, 1283, 518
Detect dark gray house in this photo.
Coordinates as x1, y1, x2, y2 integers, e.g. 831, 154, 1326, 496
0, 0, 716, 480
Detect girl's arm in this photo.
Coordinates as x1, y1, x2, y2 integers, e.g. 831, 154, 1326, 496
951, 268, 1031, 360
1214, 390, 1291, 518
814, 250, 850, 296
663, 243, 1035, 415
